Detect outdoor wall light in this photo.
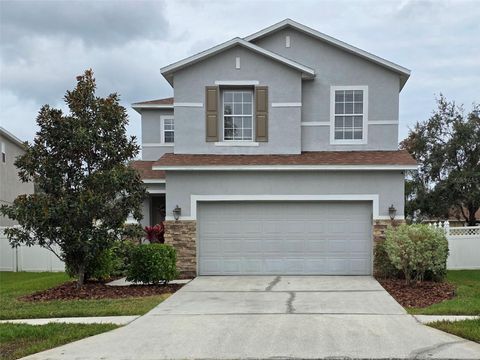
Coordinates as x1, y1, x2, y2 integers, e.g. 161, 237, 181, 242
173, 205, 181, 221
388, 204, 397, 221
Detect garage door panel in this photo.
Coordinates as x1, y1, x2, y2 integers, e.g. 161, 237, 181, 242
198, 201, 372, 275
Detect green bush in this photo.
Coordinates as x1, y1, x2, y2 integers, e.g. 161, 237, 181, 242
65, 239, 136, 281
374, 241, 401, 279
384, 224, 449, 285
126, 244, 178, 284
66, 248, 116, 281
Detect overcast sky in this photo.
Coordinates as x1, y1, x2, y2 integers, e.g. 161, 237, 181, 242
1, 0, 479, 146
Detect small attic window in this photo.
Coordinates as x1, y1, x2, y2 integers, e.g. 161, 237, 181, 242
286, 35, 291, 48
235, 57, 240, 69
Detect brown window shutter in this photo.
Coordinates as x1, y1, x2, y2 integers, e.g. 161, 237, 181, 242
205, 86, 218, 142
255, 86, 268, 142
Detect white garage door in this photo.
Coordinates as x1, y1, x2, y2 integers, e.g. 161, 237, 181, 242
198, 201, 372, 275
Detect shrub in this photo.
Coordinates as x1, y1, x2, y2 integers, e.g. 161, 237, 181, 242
66, 248, 116, 281
144, 223, 165, 243
374, 241, 401, 279
126, 244, 178, 284
122, 223, 144, 244
110, 239, 137, 277
384, 224, 449, 285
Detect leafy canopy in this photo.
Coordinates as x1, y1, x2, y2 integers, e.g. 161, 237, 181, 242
0, 69, 146, 284
401, 95, 480, 225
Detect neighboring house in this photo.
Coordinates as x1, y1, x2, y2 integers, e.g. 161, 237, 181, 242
131, 19, 417, 277
0, 127, 34, 226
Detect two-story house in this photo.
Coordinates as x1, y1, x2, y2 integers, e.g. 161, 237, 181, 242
0, 127, 35, 226
131, 19, 417, 278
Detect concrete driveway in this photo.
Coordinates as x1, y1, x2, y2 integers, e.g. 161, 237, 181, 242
24, 276, 480, 359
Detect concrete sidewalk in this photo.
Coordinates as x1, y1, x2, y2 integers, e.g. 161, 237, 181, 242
21, 276, 480, 359
0, 316, 139, 326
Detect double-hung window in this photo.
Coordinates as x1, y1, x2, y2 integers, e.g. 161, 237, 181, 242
223, 90, 253, 141
161, 117, 174, 144
331, 86, 368, 144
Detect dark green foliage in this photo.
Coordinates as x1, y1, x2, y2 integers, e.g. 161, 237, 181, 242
401, 95, 480, 225
126, 244, 178, 284
0, 70, 146, 285
374, 241, 401, 279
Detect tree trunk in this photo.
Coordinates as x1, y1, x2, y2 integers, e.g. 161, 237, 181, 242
467, 206, 479, 226
77, 264, 85, 288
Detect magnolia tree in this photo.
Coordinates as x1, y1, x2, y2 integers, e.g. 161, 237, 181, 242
0, 70, 146, 286
401, 95, 480, 225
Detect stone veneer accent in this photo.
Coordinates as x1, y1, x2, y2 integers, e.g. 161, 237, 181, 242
164, 220, 197, 278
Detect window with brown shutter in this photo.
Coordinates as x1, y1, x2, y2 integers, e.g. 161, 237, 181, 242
205, 86, 218, 142
255, 86, 268, 142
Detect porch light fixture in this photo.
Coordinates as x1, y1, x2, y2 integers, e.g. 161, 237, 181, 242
388, 204, 397, 221
173, 205, 181, 221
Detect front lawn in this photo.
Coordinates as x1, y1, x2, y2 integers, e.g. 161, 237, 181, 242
407, 270, 480, 315
429, 318, 480, 343
0, 272, 171, 320
0, 323, 119, 360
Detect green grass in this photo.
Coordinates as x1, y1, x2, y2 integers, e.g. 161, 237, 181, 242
408, 270, 480, 315
0, 323, 119, 360
429, 319, 480, 343
0, 272, 170, 320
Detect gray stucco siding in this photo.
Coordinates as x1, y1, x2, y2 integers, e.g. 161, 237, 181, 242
141, 109, 174, 161
173, 45, 303, 154
165, 170, 405, 219
302, 124, 399, 151
253, 28, 401, 150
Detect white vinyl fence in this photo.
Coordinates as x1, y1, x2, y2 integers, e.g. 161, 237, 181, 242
0, 227, 65, 272
430, 222, 480, 270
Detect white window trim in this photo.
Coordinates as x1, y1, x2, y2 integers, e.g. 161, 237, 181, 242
330, 85, 368, 145
214, 80, 259, 86
214, 141, 259, 147
222, 89, 254, 142
160, 115, 174, 145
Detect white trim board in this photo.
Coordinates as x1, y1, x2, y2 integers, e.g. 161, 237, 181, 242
147, 189, 166, 194
369, 120, 399, 125
153, 164, 418, 171
142, 179, 166, 184
301, 120, 398, 127
174, 102, 203, 107
142, 143, 174, 147
301, 122, 330, 127
214, 141, 259, 147
167, 194, 382, 221
214, 80, 259, 85
271, 102, 302, 107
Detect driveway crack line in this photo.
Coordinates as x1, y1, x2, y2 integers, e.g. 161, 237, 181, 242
286, 291, 296, 314
265, 276, 281, 291
408, 340, 468, 359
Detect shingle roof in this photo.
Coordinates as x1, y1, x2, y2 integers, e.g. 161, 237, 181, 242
130, 160, 165, 179
153, 150, 417, 169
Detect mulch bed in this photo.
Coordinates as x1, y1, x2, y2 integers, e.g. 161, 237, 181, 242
377, 278, 456, 308
20, 280, 184, 302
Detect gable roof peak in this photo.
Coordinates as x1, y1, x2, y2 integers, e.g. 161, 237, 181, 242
245, 19, 410, 89
160, 37, 315, 85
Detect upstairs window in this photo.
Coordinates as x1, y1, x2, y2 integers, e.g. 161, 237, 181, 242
161, 117, 174, 143
1, 142, 5, 163
330, 86, 368, 144
223, 90, 253, 141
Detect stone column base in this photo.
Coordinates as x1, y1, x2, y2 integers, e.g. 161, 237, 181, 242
164, 220, 197, 278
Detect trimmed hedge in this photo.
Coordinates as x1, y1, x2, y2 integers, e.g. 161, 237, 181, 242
384, 224, 449, 284
126, 244, 178, 284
